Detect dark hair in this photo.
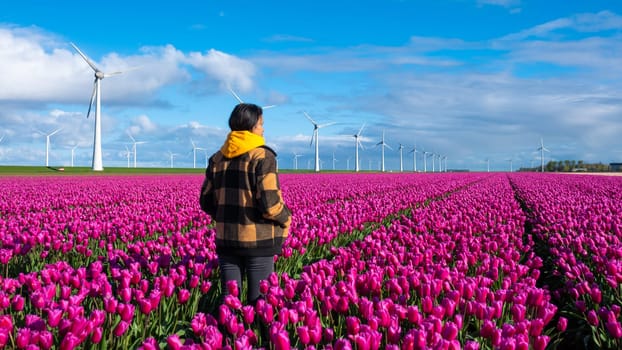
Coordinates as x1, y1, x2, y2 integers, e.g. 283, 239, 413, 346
228, 103, 263, 131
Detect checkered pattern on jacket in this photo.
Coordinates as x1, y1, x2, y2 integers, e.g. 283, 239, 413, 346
200, 145, 291, 257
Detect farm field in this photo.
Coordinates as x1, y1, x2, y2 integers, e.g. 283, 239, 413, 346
0, 172, 620, 349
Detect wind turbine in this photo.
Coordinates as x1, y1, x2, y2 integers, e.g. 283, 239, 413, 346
292, 153, 302, 170
123, 146, 132, 168
303, 111, 335, 172
442, 155, 447, 172
71, 42, 129, 172
507, 158, 513, 172
537, 138, 550, 172
398, 144, 404, 172
431, 152, 436, 172
39, 128, 62, 167
375, 130, 393, 172
422, 150, 429, 172
486, 158, 490, 172
166, 151, 179, 168
227, 87, 276, 109
409, 145, 418, 172
70, 144, 79, 167
332, 152, 338, 170
353, 123, 366, 172
190, 139, 205, 169
127, 132, 147, 168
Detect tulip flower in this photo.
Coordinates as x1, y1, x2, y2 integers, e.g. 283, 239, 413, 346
177, 289, 191, 304
346, 316, 361, 335
113, 320, 130, 337
556, 317, 568, 332
271, 329, 291, 350
166, 334, 183, 350
203, 325, 223, 348
606, 321, 622, 339
297, 326, 310, 345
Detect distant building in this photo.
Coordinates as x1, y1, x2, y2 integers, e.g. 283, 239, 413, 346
610, 163, 622, 172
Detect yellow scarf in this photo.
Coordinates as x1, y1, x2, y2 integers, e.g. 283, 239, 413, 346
220, 130, 265, 158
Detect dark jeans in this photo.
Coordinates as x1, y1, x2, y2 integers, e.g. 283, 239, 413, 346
218, 255, 274, 304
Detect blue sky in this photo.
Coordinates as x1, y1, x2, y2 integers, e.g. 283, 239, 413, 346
1, 0, 621, 171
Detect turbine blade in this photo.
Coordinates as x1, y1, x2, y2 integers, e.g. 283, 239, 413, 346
318, 122, 336, 128
70, 42, 100, 72
49, 127, 63, 136
86, 79, 97, 119
357, 122, 366, 136
303, 111, 317, 125
262, 105, 276, 109
385, 144, 394, 151
227, 87, 244, 103
127, 131, 136, 142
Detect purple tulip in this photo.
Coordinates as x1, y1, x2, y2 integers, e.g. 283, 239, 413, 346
556, 317, 568, 332
606, 321, 622, 339
587, 310, 599, 326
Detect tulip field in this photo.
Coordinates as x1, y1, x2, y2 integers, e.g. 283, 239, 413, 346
0, 172, 620, 349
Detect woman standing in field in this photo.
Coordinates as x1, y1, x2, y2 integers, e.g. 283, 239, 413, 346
199, 103, 291, 306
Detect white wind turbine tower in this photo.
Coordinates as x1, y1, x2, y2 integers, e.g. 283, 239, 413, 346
123, 146, 132, 168
430, 152, 436, 172
127, 132, 147, 168
227, 87, 276, 109
486, 158, 490, 172
507, 158, 513, 172
332, 152, 338, 170
292, 153, 302, 170
353, 123, 366, 172
303, 111, 335, 172
70, 144, 79, 167
537, 138, 550, 172
190, 140, 205, 169
71, 42, 129, 172
422, 150, 429, 172
398, 144, 404, 172
166, 151, 179, 168
409, 145, 418, 172
442, 155, 447, 172
375, 130, 393, 172
39, 128, 63, 167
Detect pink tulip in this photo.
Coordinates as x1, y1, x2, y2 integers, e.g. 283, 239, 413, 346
204, 325, 223, 348
226, 280, 239, 298
224, 294, 242, 310
166, 334, 183, 350
39, 330, 54, 350
0, 330, 8, 348
556, 317, 568, 332
177, 289, 191, 304
59, 332, 80, 350
442, 321, 459, 340
16, 327, 32, 348
242, 305, 255, 324
139, 337, 160, 350
346, 316, 361, 335
113, 320, 130, 337
271, 329, 290, 350
11, 295, 25, 311
91, 327, 103, 344
297, 326, 310, 345
533, 335, 549, 350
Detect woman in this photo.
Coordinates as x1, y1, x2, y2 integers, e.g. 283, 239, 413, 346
200, 103, 291, 305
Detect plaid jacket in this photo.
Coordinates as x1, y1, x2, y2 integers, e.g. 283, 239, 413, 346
200, 145, 291, 257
